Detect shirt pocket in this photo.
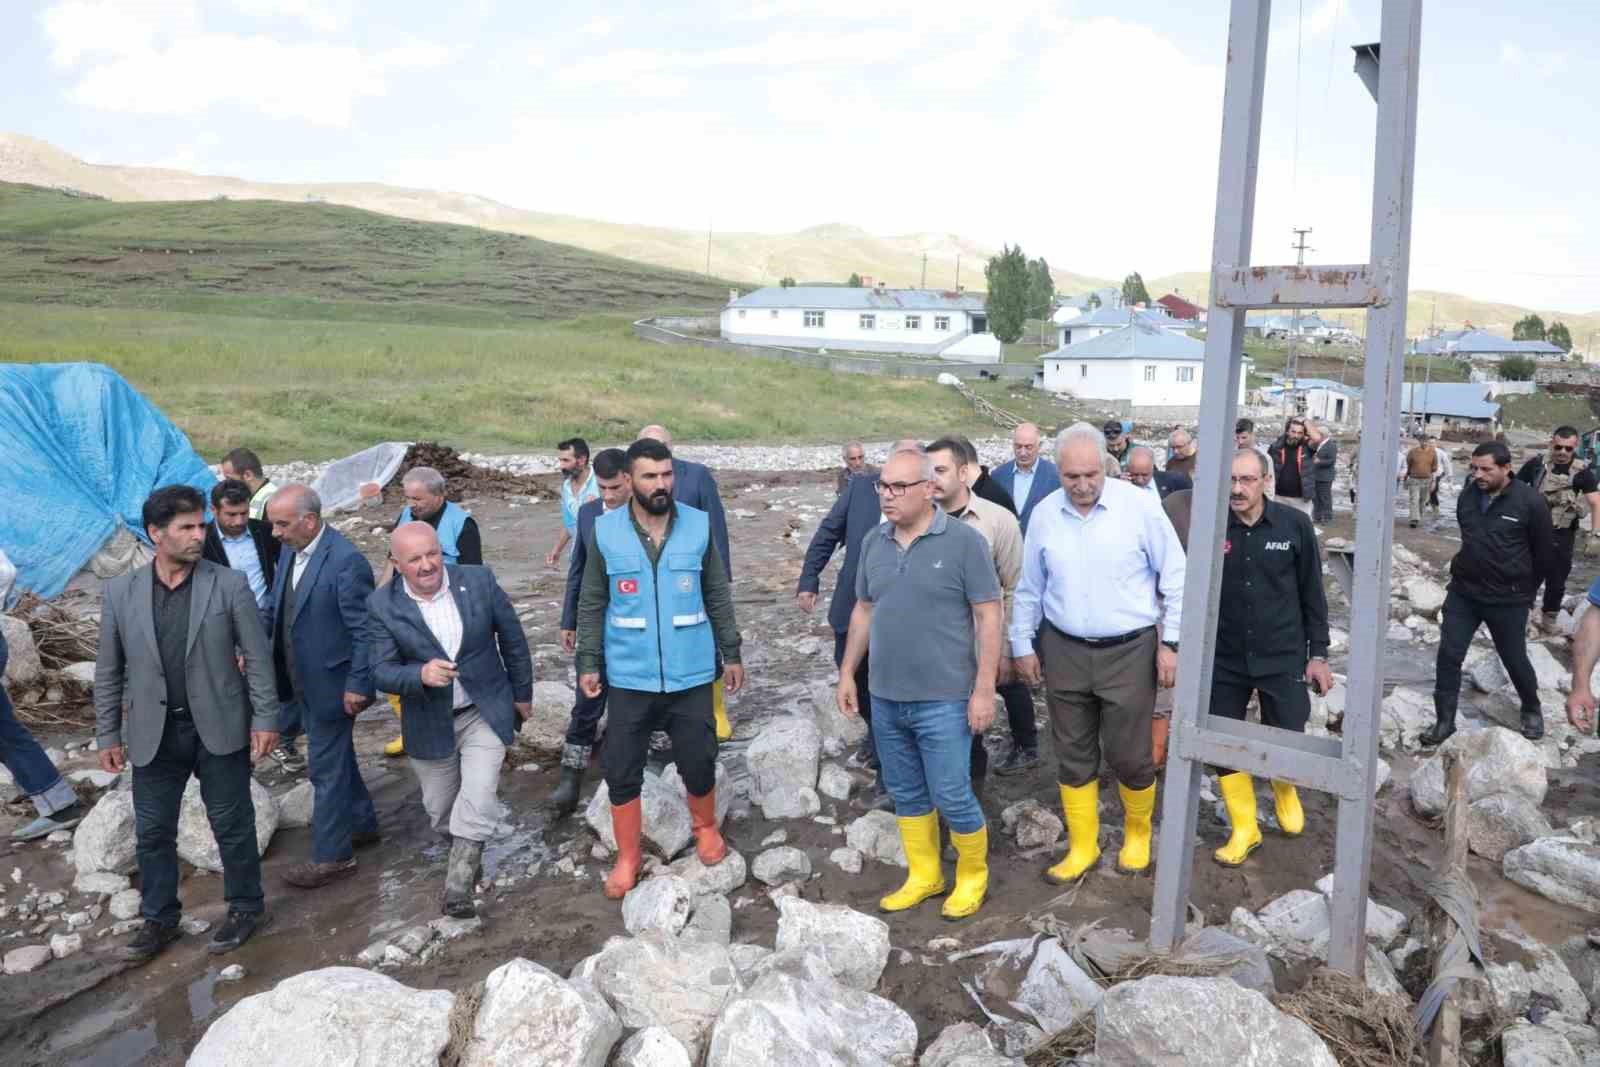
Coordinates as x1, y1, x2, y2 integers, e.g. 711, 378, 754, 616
607, 555, 648, 628
666, 553, 707, 627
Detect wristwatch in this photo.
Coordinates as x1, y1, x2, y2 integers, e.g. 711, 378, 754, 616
1161, 640, 1180, 652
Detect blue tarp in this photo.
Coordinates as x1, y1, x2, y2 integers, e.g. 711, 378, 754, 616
0, 363, 215, 600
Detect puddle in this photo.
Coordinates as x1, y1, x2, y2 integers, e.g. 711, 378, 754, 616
65, 1023, 156, 1067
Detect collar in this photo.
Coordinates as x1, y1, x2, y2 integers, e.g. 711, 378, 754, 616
1228, 501, 1275, 529
298, 524, 327, 561
1014, 458, 1037, 474
250, 480, 276, 502
402, 575, 453, 605
878, 506, 948, 541
944, 492, 981, 519
217, 522, 251, 542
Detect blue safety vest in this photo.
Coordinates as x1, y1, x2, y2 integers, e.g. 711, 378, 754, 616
595, 504, 715, 693
398, 500, 470, 564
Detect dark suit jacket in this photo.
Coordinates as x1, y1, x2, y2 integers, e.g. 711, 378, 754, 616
972, 467, 1017, 515
562, 497, 607, 631
264, 525, 375, 716
992, 457, 1059, 534
366, 565, 534, 759
1312, 437, 1339, 484
798, 474, 882, 634
201, 518, 279, 593
1154, 470, 1193, 499
673, 458, 731, 579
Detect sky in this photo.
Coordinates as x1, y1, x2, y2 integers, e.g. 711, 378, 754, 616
4, 0, 1597, 315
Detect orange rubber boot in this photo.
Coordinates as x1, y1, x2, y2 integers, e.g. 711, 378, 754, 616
604, 798, 644, 899
686, 790, 727, 866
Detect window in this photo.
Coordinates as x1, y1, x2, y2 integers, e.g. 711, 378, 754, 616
934, 315, 950, 331
860, 313, 876, 330
1176, 365, 1195, 383
1080, 364, 1089, 378
904, 315, 921, 330
737, 309, 746, 318
804, 310, 825, 328
1143, 365, 1157, 382
770, 309, 779, 319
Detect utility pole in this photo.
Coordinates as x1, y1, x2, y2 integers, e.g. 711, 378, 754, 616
920, 253, 927, 290
705, 220, 712, 277
1420, 297, 1436, 432
1286, 227, 1314, 416
955, 254, 961, 291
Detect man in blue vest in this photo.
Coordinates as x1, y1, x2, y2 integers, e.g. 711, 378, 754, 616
547, 438, 600, 568
576, 437, 744, 899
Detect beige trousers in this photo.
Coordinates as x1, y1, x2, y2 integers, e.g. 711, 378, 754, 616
408, 709, 506, 842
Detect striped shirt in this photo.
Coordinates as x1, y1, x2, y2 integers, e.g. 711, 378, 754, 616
404, 579, 471, 709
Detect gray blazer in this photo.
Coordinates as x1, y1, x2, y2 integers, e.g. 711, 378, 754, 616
94, 559, 280, 767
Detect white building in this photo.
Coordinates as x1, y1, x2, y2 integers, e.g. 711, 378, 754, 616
1258, 378, 1363, 424
1055, 306, 1193, 348
719, 285, 997, 362
1040, 322, 1244, 416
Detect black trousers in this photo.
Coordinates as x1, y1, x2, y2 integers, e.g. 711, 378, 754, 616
133, 713, 263, 926
1207, 662, 1310, 773
566, 658, 609, 749
603, 684, 717, 805
834, 629, 874, 757
1434, 589, 1540, 723
1535, 526, 1578, 615
1312, 481, 1335, 523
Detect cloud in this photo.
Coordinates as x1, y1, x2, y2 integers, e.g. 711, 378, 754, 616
229, 0, 349, 32
1500, 43, 1570, 76
577, 16, 614, 36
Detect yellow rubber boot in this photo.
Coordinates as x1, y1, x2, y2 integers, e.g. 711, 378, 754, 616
384, 694, 405, 757
1271, 780, 1304, 836
1214, 772, 1263, 867
942, 826, 989, 920
1045, 782, 1101, 885
879, 813, 946, 912
1117, 783, 1156, 874
713, 683, 732, 742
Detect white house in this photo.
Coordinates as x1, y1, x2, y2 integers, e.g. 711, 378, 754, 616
1055, 306, 1193, 347
1258, 378, 1363, 424
720, 286, 997, 361
1412, 329, 1566, 363
1040, 322, 1243, 416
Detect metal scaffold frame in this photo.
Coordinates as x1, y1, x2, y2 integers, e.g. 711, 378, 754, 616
1149, 0, 1423, 976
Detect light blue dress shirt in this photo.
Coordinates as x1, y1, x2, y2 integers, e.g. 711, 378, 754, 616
1010, 477, 1186, 655
1012, 462, 1037, 513
561, 470, 600, 531
218, 525, 269, 607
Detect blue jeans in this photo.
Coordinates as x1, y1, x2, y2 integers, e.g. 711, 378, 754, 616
300, 700, 378, 863
0, 685, 76, 815
870, 696, 985, 834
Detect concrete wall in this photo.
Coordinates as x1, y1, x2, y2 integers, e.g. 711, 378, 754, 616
1041, 357, 1234, 407
720, 303, 975, 355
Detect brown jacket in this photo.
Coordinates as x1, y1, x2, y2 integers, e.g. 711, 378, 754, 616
1405, 445, 1438, 479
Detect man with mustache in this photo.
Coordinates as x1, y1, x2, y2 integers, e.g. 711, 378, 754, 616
575, 437, 744, 899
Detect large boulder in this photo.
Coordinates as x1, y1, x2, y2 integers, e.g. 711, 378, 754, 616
774, 896, 891, 992
810, 680, 867, 752
1401, 576, 1447, 618
276, 780, 315, 829
614, 1026, 693, 1067
461, 958, 620, 1067
178, 775, 279, 872
1379, 686, 1435, 752
1, 615, 42, 688
752, 847, 812, 886
1254, 890, 1332, 958
517, 680, 581, 754
1459, 927, 1588, 1022
704, 971, 916, 1067
1505, 838, 1600, 914
187, 966, 453, 1067
1525, 643, 1569, 693
844, 810, 907, 868
587, 931, 742, 1062
1093, 975, 1338, 1067
623, 876, 695, 937
668, 849, 747, 898
745, 716, 822, 819
1467, 793, 1554, 862
586, 765, 730, 859
1000, 798, 1064, 850
1499, 1022, 1580, 1067
1464, 648, 1510, 693
1012, 937, 1103, 1034
919, 1022, 1014, 1067
1409, 727, 1548, 818
73, 788, 138, 874
1178, 927, 1275, 996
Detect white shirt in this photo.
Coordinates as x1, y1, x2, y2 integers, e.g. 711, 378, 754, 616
1011, 477, 1186, 655
1012, 461, 1037, 510
291, 525, 327, 589
404, 578, 472, 709
217, 524, 268, 607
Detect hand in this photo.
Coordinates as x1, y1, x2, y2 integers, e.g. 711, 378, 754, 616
1305, 658, 1335, 696
544, 548, 560, 568
514, 701, 532, 721
343, 691, 373, 717
99, 744, 125, 775
1014, 653, 1042, 687
580, 672, 602, 699
997, 656, 1014, 686
1569, 686, 1597, 733
1156, 645, 1178, 689
836, 674, 859, 719
560, 629, 576, 654
968, 688, 997, 733
723, 664, 746, 696
420, 659, 458, 688
236, 653, 246, 674
249, 730, 280, 764
796, 591, 817, 615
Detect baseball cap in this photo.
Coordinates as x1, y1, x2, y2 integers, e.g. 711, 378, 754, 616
1102, 419, 1124, 436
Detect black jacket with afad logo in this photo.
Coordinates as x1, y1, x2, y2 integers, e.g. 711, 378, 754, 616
1449, 478, 1555, 605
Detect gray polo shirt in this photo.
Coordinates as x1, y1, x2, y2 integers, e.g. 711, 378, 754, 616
854, 507, 1002, 702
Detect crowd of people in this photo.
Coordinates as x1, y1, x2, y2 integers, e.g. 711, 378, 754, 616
3, 412, 1597, 966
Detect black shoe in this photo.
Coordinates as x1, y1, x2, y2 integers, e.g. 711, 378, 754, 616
1409, 520, 1419, 529
549, 766, 582, 819
209, 910, 271, 955
1522, 712, 1545, 741
1419, 721, 1456, 748
352, 830, 382, 850
271, 742, 307, 774
121, 920, 180, 964
995, 746, 1041, 777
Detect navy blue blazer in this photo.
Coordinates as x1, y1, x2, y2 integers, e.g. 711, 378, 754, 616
1154, 470, 1193, 499
366, 565, 534, 760
673, 458, 731, 579
561, 497, 607, 632
992, 457, 1059, 534
265, 525, 375, 717
798, 473, 883, 634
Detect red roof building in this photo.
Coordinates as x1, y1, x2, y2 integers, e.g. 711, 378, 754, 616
1156, 293, 1203, 321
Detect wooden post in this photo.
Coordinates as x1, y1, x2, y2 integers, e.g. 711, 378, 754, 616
1427, 749, 1468, 1067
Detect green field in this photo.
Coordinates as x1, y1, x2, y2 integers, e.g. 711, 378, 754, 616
0, 184, 1056, 461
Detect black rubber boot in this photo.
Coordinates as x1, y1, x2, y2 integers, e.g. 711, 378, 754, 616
443, 837, 483, 918
1419, 709, 1456, 749
548, 744, 590, 818
1522, 710, 1545, 741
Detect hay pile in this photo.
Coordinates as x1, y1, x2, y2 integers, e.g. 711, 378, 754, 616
1275, 967, 1419, 1067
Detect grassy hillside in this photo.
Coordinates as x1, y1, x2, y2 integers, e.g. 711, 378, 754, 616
0, 183, 1037, 461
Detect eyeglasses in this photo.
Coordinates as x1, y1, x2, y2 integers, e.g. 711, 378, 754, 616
876, 479, 927, 497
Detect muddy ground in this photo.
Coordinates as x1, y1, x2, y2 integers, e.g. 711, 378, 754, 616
5, 464, 1600, 1066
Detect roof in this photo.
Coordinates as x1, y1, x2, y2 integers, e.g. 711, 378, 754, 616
1042, 322, 1206, 362
1413, 329, 1565, 357
1265, 376, 1362, 396
1246, 313, 1332, 331
1058, 305, 1188, 331
728, 286, 985, 312
1399, 382, 1500, 420
1156, 293, 1204, 320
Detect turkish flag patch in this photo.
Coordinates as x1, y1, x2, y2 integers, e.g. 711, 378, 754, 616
617, 578, 639, 595
1223, 540, 1233, 555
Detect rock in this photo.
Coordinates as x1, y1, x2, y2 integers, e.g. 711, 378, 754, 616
817, 763, 853, 801
1364, 945, 1408, 998
683, 894, 732, 945
109, 888, 142, 920
1375, 758, 1392, 795
774, 896, 890, 992
217, 964, 246, 982
810, 680, 867, 753
1386, 621, 1413, 643
745, 716, 822, 819
393, 926, 434, 957
1000, 798, 1064, 849
1401, 576, 1447, 617
1543, 1013, 1600, 1063
67, 768, 119, 788
1310, 876, 1408, 947
1379, 686, 1434, 751
1465, 647, 1511, 692
1500, 1022, 1580, 1067
920, 1021, 1014, 1067
357, 941, 389, 966
1410, 727, 1548, 818
74, 870, 131, 895
829, 847, 864, 875
3, 944, 51, 974
188, 966, 454, 1066
585, 770, 693, 859
178, 775, 278, 872
761, 829, 788, 847
614, 1026, 693, 1067
794, 637, 822, 657
516, 680, 580, 754
382, 944, 413, 966
844, 810, 907, 868
429, 915, 484, 941
588, 932, 741, 1062
181, 916, 213, 936
0, 615, 42, 687
65, 910, 92, 929
1328, 627, 1349, 654
624, 875, 695, 937
1390, 937, 1424, 975
1093, 975, 1338, 1067
1014, 937, 1103, 1034
73, 788, 138, 874
1459, 927, 1588, 1022
61, 660, 97, 685
275, 781, 315, 829
704, 971, 916, 1067
49, 932, 82, 959
1506, 838, 1600, 913
1467, 793, 1554, 862
1178, 927, 1275, 996
667, 849, 747, 897
752, 847, 812, 886
1254, 890, 1331, 958
461, 958, 621, 1067
729, 943, 773, 983
1526, 643, 1568, 692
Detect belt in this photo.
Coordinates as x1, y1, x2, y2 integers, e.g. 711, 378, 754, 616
1050, 623, 1153, 649
452, 703, 477, 716
167, 705, 191, 718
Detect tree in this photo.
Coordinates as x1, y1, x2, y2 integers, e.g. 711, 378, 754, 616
1499, 354, 1536, 381
779, 276, 796, 288
984, 244, 1031, 344
1513, 313, 1547, 341
1121, 272, 1152, 307
847, 272, 863, 288
1026, 257, 1055, 317
1550, 320, 1573, 352
1087, 292, 1102, 310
